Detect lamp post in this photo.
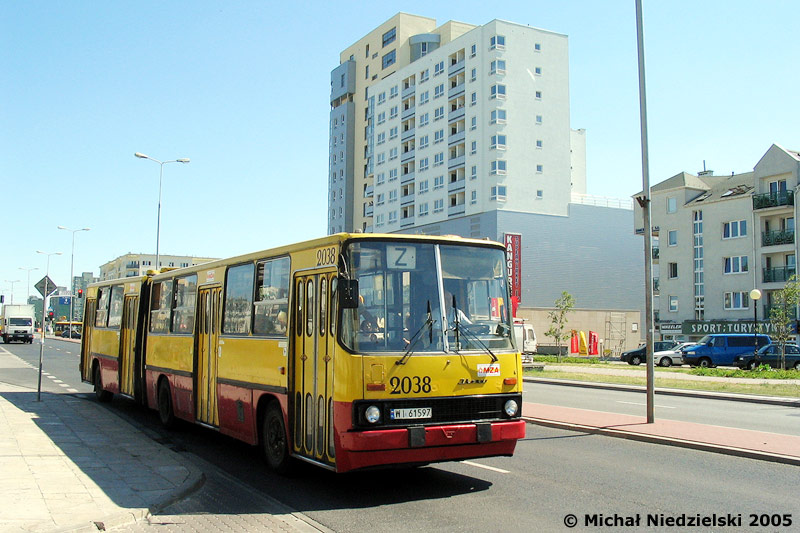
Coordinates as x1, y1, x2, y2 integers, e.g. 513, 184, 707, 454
134, 152, 190, 271
750, 288, 762, 360
36, 250, 62, 401
19, 267, 39, 301
4, 279, 20, 304
58, 226, 90, 339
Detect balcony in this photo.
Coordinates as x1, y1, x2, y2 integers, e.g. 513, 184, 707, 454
401, 215, 416, 228
401, 105, 415, 120
364, 185, 374, 198
448, 130, 465, 145
762, 229, 795, 247
448, 106, 465, 122
764, 304, 799, 320
401, 149, 415, 162
364, 203, 374, 217
448, 203, 466, 217
448, 83, 465, 99
448, 178, 465, 193
753, 190, 794, 210
448, 155, 465, 169
763, 266, 796, 283
401, 127, 415, 141
448, 59, 465, 76
401, 193, 415, 206
401, 84, 415, 99
401, 170, 415, 184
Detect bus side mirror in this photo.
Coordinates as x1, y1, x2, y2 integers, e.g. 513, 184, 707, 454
339, 279, 359, 309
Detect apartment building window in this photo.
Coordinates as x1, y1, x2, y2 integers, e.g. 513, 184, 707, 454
389, 126, 398, 139
490, 135, 506, 150
389, 211, 397, 224
390, 86, 398, 98
390, 105, 398, 119
491, 185, 507, 200
434, 175, 444, 189
470, 68, 477, 82
377, 132, 386, 145
724, 292, 749, 310
534, 67, 542, 75
470, 116, 477, 130
376, 193, 385, 206
434, 199, 444, 213
434, 129, 444, 143
536, 165, 543, 173
376, 214, 385, 227
490, 35, 506, 50
667, 197, 677, 213
365, 65, 369, 79
389, 147, 398, 160
669, 296, 678, 312
490, 160, 507, 175
420, 42, 429, 57
376, 172, 385, 185
419, 135, 429, 149
381, 50, 397, 68
434, 61, 444, 76
535, 43, 541, 51
419, 90, 429, 104
471, 165, 477, 179
490, 59, 506, 74
536, 140, 543, 149
420, 69, 429, 82
389, 190, 397, 203
723, 220, 747, 239
491, 109, 507, 124
377, 112, 386, 125
535, 91, 542, 99
419, 113, 429, 126
723, 256, 748, 274
537, 190, 543, 198
419, 203, 429, 216
693, 210, 705, 320
382, 27, 396, 47
419, 157, 429, 171
471, 92, 477, 106
668, 230, 677, 246
535, 115, 543, 124
490, 84, 506, 99
471, 190, 477, 204
434, 106, 444, 121
470, 44, 476, 57
434, 152, 444, 167
389, 169, 398, 181
376, 153, 385, 165
668, 262, 678, 279
434, 83, 445, 98
471, 141, 477, 154
419, 179, 429, 194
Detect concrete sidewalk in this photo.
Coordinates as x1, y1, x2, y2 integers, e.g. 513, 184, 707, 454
0, 382, 323, 533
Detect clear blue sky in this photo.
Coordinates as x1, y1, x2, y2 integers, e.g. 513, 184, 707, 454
1, 1, 797, 302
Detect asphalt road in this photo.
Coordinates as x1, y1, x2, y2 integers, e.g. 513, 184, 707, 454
2, 342, 799, 531
524, 381, 800, 436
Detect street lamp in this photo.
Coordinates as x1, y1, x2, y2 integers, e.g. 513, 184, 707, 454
134, 152, 190, 271
4, 279, 20, 305
19, 267, 39, 301
58, 225, 90, 339
35, 250, 62, 402
750, 288, 762, 360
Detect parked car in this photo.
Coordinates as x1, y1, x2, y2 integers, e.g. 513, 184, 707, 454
734, 343, 800, 370
621, 340, 679, 366
681, 334, 771, 368
59, 329, 81, 339
653, 342, 694, 367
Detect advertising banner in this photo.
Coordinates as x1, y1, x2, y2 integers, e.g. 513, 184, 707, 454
504, 233, 522, 304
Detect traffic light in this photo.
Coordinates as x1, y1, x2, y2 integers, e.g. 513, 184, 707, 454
48, 311, 54, 319
77, 289, 83, 299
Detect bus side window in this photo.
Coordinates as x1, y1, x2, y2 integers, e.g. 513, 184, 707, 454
253, 257, 290, 336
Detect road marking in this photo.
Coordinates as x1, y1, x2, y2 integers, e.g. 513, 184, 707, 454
461, 461, 510, 474
66, 388, 78, 393
617, 401, 676, 409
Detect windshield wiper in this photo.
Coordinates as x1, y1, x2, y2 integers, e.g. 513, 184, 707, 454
450, 295, 497, 362
396, 301, 434, 365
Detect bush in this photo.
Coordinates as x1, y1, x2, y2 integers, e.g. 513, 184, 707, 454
690, 366, 800, 380
533, 355, 602, 364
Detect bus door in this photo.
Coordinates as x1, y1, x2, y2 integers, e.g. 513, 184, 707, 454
118, 295, 138, 397
292, 270, 336, 466
196, 286, 222, 426
80, 299, 97, 382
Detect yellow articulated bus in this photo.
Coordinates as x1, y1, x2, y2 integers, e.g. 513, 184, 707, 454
81, 234, 525, 473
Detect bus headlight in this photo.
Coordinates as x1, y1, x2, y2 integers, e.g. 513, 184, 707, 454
504, 399, 519, 417
365, 405, 381, 424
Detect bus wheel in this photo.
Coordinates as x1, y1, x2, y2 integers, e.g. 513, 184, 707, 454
93, 365, 112, 403
158, 379, 176, 429
262, 402, 291, 474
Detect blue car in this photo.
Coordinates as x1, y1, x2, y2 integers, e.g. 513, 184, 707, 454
681, 334, 771, 368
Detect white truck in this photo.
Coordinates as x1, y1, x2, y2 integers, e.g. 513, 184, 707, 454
1, 304, 36, 344
513, 318, 537, 363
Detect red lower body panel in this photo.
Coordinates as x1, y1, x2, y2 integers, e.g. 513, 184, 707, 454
335, 419, 526, 472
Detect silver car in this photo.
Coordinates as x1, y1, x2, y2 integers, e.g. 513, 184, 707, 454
653, 342, 693, 367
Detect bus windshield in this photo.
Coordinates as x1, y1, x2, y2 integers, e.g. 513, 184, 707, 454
341, 241, 513, 354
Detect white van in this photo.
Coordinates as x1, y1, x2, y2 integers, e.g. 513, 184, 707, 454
513, 319, 537, 361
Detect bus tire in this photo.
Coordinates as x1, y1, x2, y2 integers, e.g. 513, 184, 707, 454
93, 364, 113, 403
262, 402, 291, 474
158, 379, 177, 429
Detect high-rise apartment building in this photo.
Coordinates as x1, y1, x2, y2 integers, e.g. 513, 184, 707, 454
98, 253, 218, 281
329, 14, 645, 350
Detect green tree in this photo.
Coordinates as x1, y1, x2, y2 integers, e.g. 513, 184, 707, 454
768, 275, 800, 370
545, 291, 575, 362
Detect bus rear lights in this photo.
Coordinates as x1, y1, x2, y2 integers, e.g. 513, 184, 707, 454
366, 383, 386, 391
503, 377, 517, 385
365, 406, 381, 424
504, 399, 519, 417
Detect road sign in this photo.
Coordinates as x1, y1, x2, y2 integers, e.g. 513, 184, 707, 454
35, 276, 58, 298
